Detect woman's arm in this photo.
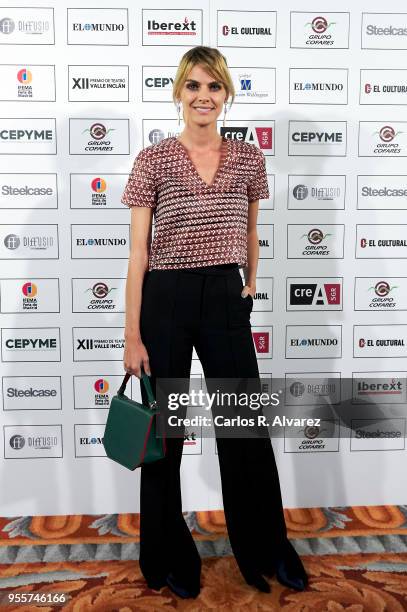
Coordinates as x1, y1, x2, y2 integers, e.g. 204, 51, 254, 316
123, 205, 154, 376
242, 200, 259, 297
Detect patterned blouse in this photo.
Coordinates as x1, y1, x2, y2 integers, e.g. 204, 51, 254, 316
121, 135, 269, 271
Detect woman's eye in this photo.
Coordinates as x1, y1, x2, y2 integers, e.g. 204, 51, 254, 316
210, 83, 221, 90
186, 82, 198, 90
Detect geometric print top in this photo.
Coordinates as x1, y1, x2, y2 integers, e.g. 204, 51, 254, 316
121, 135, 270, 271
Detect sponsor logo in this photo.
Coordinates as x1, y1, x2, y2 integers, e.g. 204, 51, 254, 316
355, 277, 407, 310
142, 10, 202, 46
289, 121, 347, 156
359, 122, 407, 156
1, 327, 61, 362
0, 174, 57, 209
350, 419, 406, 451
0, 8, 54, 44
4, 425, 62, 458
356, 225, 407, 257
354, 325, 407, 357
362, 14, 407, 50
286, 326, 342, 358
67, 9, 128, 45
290, 12, 349, 49
0, 119, 56, 154
0, 225, 58, 259
220, 122, 274, 152
69, 118, 129, 155
352, 372, 407, 404
288, 279, 342, 309
3, 376, 61, 411
230, 67, 276, 104
217, 11, 277, 48
73, 328, 125, 361
71, 225, 129, 259
68, 65, 129, 102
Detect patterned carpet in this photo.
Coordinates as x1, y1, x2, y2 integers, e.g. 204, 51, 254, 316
1, 506, 407, 610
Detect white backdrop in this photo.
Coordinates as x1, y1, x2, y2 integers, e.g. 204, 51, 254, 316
1, 0, 407, 516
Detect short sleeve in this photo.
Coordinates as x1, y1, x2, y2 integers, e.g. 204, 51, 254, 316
121, 148, 157, 208
247, 149, 269, 203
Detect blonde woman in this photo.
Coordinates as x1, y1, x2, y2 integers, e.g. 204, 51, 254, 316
122, 46, 308, 599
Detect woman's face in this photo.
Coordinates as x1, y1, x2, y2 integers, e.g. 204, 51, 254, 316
178, 63, 228, 129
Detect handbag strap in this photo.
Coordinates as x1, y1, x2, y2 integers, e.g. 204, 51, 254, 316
118, 367, 157, 409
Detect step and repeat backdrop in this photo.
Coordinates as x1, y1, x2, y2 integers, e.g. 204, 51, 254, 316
1, 0, 407, 515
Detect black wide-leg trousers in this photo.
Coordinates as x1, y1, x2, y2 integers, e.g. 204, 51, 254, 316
138, 263, 289, 591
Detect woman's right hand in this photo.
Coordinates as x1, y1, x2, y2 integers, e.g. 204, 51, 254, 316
123, 336, 151, 378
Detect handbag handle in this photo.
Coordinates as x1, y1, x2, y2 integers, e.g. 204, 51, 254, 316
118, 367, 157, 409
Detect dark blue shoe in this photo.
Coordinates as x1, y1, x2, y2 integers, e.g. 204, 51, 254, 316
166, 572, 200, 599
246, 573, 271, 593
146, 578, 166, 591
275, 557, 308, 591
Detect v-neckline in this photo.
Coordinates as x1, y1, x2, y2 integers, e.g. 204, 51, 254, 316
173, 135, 229, 189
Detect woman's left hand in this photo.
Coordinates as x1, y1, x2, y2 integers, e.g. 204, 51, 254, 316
241, 284, 255, 298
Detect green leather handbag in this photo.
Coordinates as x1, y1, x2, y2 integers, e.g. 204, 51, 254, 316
103, 368, 166, 470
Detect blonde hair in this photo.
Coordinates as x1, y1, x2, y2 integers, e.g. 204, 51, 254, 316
173, 46, 235, 106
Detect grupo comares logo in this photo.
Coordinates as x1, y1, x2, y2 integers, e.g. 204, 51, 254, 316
286, 326, 342, 359
71, 225, 129, 259
360, 69, 407, 105
0, 118, 56, 154
70, 174, 127, 209
72, 278, 125, 312
73, 375, 124, 409
73, 328, 125, 361
0, 225, 58, 259
284, 419, 340, 453
2, 376, 62, 411
67, 8, 128, 45
362, 13, 407, 50
350, 419, 405, 452
0, 174, 57, 210
357, 176, 407, 210
0, 278, 59, 313
4, 425, 62, 459
1, 327, 61, 362
288, 175, 346, 210
217, 11, 276, 48
287, 225, 344, 259
0, 65, 55, 101
287, 278, 342, 311
289, 68, 348, 105
354, 325, 407, 358
0, 8, 54, 44
352, 372, 407, 405
69, 119, 129, 155
354, 278, 407, 311
356, 225, 407, 258
68, 65, 129, 102
142, 10, 202, 46
289, 121, 347, 156
359, 122, 407, 156
290, 12, 349, 48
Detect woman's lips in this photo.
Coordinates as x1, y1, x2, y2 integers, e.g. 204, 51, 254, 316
193, 106, 215, 114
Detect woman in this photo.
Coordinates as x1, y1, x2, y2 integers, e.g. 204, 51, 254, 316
121, 46, 308, 599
